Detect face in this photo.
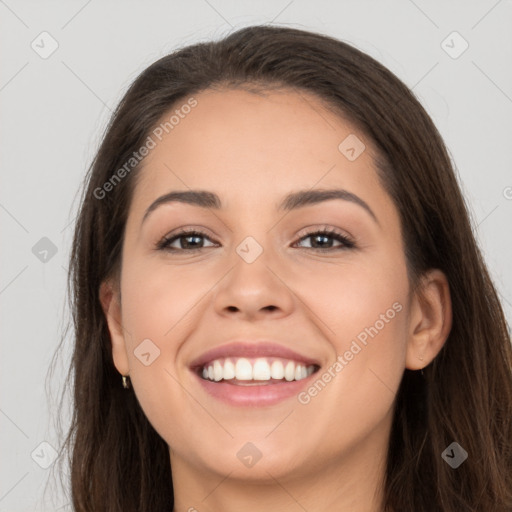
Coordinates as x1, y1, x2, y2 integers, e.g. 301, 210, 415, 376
103, 87, 421, 488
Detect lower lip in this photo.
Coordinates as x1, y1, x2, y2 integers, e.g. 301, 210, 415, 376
192, 370, 318, 406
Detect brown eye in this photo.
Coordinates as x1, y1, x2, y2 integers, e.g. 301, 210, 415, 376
294, 229, 355, 251
157, 230, 217, 251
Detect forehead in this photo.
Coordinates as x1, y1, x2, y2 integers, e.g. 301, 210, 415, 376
130, 87, 388, 216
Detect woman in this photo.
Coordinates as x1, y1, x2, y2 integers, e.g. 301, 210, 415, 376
56, 25, 512, 511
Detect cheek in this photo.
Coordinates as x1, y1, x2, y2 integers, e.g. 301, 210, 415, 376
121, 256, 210, 338
294, 250, 409, 436
117, 259, 213, 438
291, 245, 408, 351
293, 246, 409, 398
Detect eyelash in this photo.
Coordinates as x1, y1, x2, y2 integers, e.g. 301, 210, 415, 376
155, 227, 356, 253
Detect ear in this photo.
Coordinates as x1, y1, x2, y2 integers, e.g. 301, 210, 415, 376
405, 269, 452, 370
99, 279, 130, 376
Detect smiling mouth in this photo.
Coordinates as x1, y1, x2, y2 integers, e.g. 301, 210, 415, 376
196, 356, 321, 384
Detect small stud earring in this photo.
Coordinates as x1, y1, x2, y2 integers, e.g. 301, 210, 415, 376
418, 354, 425, 376
122, 375, 130, 389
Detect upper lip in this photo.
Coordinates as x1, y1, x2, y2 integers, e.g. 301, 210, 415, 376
189, 341, 321, 370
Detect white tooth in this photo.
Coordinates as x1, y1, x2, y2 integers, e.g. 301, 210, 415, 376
253, 358, 271, 380
284, 361, 295, 381
213, 360, 223, 381
270, 360, 284, 380
235, 358, 253, 380
201, 357, 313, 382
223, 358, 235, 380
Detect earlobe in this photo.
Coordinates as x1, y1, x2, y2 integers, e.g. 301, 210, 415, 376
99, 279, 130, 376
405, 269, 452, 370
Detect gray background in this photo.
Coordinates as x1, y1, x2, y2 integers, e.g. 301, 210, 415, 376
1, 1, 511, 510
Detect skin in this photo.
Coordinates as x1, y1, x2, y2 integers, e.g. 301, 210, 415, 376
100, 88, 452, 512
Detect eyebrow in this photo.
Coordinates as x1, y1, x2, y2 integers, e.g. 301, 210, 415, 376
141, 188, 379, 226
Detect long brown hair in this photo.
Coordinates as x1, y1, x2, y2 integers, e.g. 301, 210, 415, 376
51, 24, 512, 511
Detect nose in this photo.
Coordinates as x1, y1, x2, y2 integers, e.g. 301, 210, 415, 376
212, 247, 295, 321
